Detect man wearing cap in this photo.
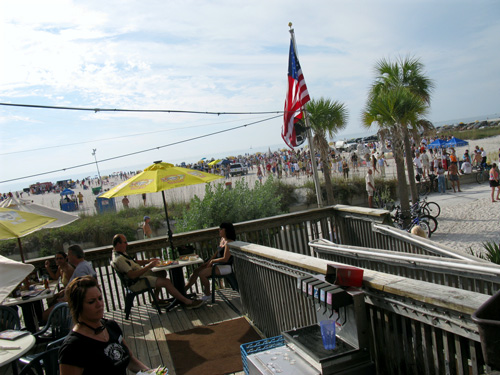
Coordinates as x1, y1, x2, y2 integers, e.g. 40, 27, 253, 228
143, 216, 153, 239
111, 234, 204, 309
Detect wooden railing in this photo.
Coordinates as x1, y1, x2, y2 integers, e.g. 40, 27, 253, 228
24, 204, 487, 314
229, 241, 490, 374
311, 238, 500, 295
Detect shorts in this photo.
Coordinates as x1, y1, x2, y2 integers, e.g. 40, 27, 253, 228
367, 189, 374, 197
416, 167, 423, 175
449, 174, 459, 182
490, 180, 499, 188
129, 275, 158, 292
215, 265, 233, 275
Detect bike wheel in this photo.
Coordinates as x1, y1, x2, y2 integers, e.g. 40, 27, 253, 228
423, 202, 441, 218
476, 171, 485, 184
412, 221, 431, 238
421, 215, 438, 233
418, 183, 429, 197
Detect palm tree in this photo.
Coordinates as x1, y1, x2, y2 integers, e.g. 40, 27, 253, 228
362, 87, 428, 222
306, 98, 348, 205
369, 56, 434, 202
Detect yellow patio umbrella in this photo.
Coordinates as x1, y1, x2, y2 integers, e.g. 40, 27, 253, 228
208, 159, 222, 166
100, 161, 223, 249
0, 208, 57, 262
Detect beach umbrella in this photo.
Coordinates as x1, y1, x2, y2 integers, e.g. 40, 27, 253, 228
60, 188, 75, 196
100, 161, 223, 249
208, 159, 222, 166
0, 196, 79, 228
0, 255, 35, 303
0, 208, 57, 262
426, 139, 448, 149
220, 159, 232, 165
445, 137, 469, 148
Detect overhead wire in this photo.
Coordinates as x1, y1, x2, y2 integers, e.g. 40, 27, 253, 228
0, 102, 284, 116
0, 114, 282, 184
0, 115, 274, 156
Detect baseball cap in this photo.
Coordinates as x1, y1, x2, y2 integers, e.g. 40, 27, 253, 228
144, 216, 150, 220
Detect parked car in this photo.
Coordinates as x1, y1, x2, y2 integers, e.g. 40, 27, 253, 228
229, 163, 248, 176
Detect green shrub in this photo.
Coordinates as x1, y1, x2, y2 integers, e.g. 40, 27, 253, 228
176, 177, 285, 232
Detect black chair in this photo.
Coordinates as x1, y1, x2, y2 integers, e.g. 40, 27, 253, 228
19, 335, 67, 368
210, 263, 239, 303
33, 302, 71, 344
19, 347, 59, 375
0, 306, 23, 375
0, 305, 21, 330
112, 265, 162, 319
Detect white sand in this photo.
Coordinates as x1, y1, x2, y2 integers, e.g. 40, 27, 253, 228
23, 135, 500, 257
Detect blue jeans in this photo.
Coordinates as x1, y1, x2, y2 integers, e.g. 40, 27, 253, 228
438, 175, 446, 193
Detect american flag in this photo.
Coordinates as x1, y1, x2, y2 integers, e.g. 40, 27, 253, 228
282, 39, 310, 148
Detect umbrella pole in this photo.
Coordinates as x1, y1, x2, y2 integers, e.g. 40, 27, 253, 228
161, 191, 175, 250
17, 237, 26, 263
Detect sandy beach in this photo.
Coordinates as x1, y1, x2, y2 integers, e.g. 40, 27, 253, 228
20, 134, 500, 257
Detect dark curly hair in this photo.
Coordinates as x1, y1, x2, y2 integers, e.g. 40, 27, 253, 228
220, 222, 236, 241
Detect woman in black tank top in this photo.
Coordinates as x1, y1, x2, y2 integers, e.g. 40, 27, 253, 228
184, 223, 236, 301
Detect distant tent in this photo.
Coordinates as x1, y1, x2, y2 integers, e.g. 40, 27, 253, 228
445, 137, 469, 148
426, 139, 448, 149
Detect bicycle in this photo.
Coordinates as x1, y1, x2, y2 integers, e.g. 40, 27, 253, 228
409, 199, 438, 233
417, 174, 438, 196
392, 205, 433, 238
473, 164, 491, 184
419, 196, 441, 218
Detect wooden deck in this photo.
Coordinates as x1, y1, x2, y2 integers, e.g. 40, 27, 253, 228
1, 288, 248, 375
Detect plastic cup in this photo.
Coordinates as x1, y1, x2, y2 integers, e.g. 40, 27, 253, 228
320, 320, 336, 350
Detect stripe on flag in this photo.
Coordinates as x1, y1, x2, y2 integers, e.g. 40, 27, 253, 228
282, 39, 310, 148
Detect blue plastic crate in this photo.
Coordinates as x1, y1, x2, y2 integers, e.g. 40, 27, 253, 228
240, 335, 285, 375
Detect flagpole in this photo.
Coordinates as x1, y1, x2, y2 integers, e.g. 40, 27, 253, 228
289, 24, 324, 208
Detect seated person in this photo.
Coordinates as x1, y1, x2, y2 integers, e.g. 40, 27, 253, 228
45, 251, 75, 288
59, 276, 152, 374
461, 161, 472, 174
111, 234, 203, 309
42, 245, 97, 321
184, 222, 236, 301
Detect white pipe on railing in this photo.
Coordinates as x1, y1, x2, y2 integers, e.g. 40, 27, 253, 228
372, 223, 482, 262
309, 239, 500, 276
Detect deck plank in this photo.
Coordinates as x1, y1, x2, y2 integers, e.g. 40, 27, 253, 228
0, 288, 247, 375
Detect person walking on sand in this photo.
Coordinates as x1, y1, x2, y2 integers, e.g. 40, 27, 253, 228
377, 153, 389, 178
142, 216, 153, 238
142, 193, 147, 206
489, 163, 500, 202
365, 169, 375, 208
447, 162, 462, 193
122, 196, 130, 209
437, 161, 446, 194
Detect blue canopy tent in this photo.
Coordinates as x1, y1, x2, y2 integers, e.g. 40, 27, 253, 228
445, 137, 469, 148
59, 188, 78, 212
60, 188, 75, 196
426, 139, 448, 149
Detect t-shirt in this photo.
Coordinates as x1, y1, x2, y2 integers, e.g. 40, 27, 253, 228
69, 260, 97, 282
365, 173, 374, 192
59, 319, 130, 375
414, 156, 422, 168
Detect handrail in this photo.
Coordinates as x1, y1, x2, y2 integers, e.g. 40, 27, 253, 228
372, 223, 482, 261
310, 239, 500, 276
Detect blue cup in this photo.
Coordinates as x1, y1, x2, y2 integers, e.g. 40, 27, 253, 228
320, 320, 336, 350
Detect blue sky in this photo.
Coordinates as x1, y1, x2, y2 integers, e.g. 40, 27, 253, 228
1, 0, 499, 191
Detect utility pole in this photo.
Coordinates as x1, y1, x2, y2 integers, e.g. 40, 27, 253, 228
92, 149, 103, 190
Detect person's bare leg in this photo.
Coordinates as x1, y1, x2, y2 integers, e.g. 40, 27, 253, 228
155, 278, 193, 305
198, 267, 219, 296
184, 266, 206, 291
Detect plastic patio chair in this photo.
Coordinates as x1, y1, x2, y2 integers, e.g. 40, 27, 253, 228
33, 302, 72, 344
0, 305, 21, 330
18, 335, 67, 367
19, 347, 59, 375
112, 265, 162, 319
210, 263, 239, 303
